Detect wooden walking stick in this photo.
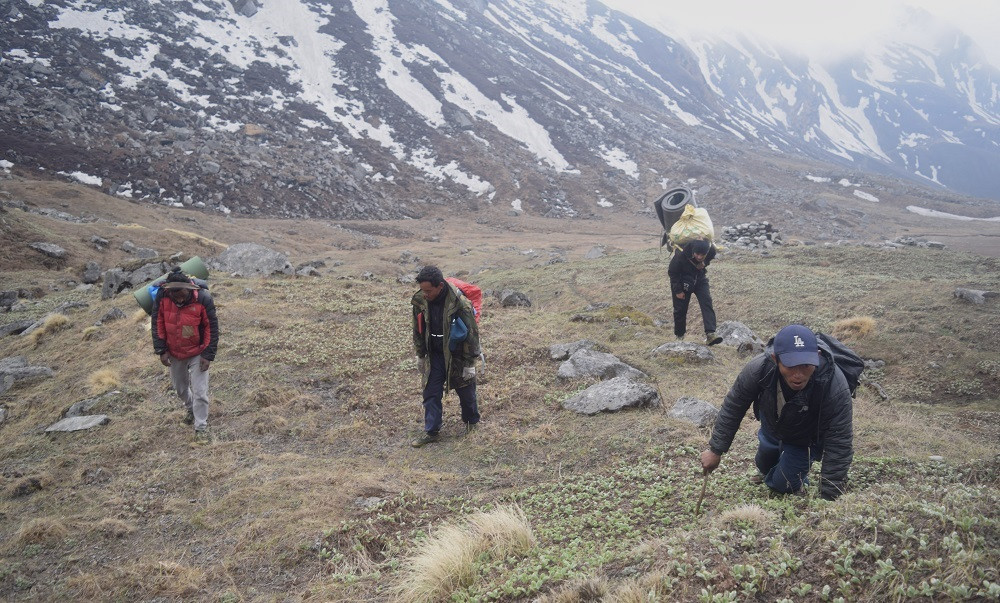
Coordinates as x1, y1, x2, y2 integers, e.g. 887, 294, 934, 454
695, 470, 709, 516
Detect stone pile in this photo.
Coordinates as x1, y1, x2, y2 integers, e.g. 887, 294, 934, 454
720, 222, 783, 251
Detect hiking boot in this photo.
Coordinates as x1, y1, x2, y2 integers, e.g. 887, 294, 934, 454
464, 422, 479, 434
194, 427, 210, 442
749, 473, 765, 485
183, 409, 194, 425
410, 433, 440, 448
706, 332, 723, 346
675, 334, 685, 342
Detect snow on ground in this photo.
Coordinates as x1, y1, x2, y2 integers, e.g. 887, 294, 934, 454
906, 206, 1000, 221
853, 189, 879, 202
58, 171, 103, 186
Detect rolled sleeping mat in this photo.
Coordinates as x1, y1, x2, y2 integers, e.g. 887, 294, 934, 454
133, 256, 209, 315
653, 186, 696, 244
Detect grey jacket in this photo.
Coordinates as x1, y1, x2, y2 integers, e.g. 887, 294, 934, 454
708, 338, 854, 500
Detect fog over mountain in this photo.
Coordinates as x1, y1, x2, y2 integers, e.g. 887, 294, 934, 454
1, 0, 998, 223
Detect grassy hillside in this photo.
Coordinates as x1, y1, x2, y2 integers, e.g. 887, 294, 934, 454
1, 184, 999, 601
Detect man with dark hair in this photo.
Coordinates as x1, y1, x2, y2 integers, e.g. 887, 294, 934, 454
151, 267, 219, 438
668, 238, 722, 346
410, 265, 480, 448
700, 325, 854, 500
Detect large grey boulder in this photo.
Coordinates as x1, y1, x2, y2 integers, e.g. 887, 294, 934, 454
0, 290, 18, 310
669, 397, 719, 428
45, 415, 110, 432
210, 243, 294, 276
127, 261, 168, 286
499, 289, 532, 308
29, 242, 66, 259
557, 349, 646, 381
716, 321, 764, 347
82, 261, 102, 284
0, 356, 54, 385
101, 268, 128, 299
0, 319, 34, 337
550, 339, 599, 361
562, 377, 661, 415
954, 287, 997, 305
650, 341, 716, 363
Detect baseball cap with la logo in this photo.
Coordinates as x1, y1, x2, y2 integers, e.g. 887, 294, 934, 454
773, 324, 819, 367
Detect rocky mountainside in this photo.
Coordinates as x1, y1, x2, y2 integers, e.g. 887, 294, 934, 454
1, 0, 998, 224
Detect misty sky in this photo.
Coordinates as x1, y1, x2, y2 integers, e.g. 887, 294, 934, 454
601, 0, 1000, 67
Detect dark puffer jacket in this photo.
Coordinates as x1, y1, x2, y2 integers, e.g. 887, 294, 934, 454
667, 242, 716, 295
708, 338, 854, 500
412, 282, 481, 391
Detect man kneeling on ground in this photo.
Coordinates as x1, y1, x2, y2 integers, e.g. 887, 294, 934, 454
700, 325, 853, 500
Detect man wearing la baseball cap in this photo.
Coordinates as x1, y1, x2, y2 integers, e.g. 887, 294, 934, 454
699, 324, 854, 500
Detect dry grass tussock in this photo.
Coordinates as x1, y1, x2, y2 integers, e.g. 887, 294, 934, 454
66, 559, 206, 600
163, 228, 227, 248
28, 313, 70, 346
87, 368, 121, 395
394, 505, 536, 602
717, 503, 775, 528
831, 315, 876, 341
131, 308, 150, 324
537, 578, 610, 603
13, 517, 70, 546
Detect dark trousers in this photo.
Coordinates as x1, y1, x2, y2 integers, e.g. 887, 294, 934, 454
671, 275, 717, 338
422, 352, 479, 434
755, 425, 823, 493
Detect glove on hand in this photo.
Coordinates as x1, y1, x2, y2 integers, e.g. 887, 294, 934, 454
462, 366, 476, 380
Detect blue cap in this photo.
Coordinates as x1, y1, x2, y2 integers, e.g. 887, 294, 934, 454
773, 325, 819, 367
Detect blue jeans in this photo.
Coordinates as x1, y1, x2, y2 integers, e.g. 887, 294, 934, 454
755, 425, 823, 493
422, 353, 479, 434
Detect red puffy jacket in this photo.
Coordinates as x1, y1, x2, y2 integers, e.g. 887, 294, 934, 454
152, 289, 219, 360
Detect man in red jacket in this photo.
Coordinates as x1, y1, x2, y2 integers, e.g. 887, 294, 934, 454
150, 267, 219, 437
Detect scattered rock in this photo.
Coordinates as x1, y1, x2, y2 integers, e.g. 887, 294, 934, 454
669, 397, 719, 428
721, 222, 782, 251
91, 235, 109, 250
954, 287, 997, 305
0, 356, 54, 385
0, 319, 34, 337
29, 242, 67, 259
101, 268, 128, 299
82, 261, 102, 284
584, 245, 605, 259
650, 341, 716, 363
716, 321, 765, 352
562, 377, 660, 415
127, 261, 168, 286
557, 349, 646, 381
45, 415, 110, 432
0, 290, 18, 310
549, 339, 599, 361
498, 289, 531, 308
210, 242, 294, 276
96, 307, 127, 325
0, 403, 8, 425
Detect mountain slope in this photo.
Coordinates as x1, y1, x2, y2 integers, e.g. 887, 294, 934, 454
1, 0, 998, 222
